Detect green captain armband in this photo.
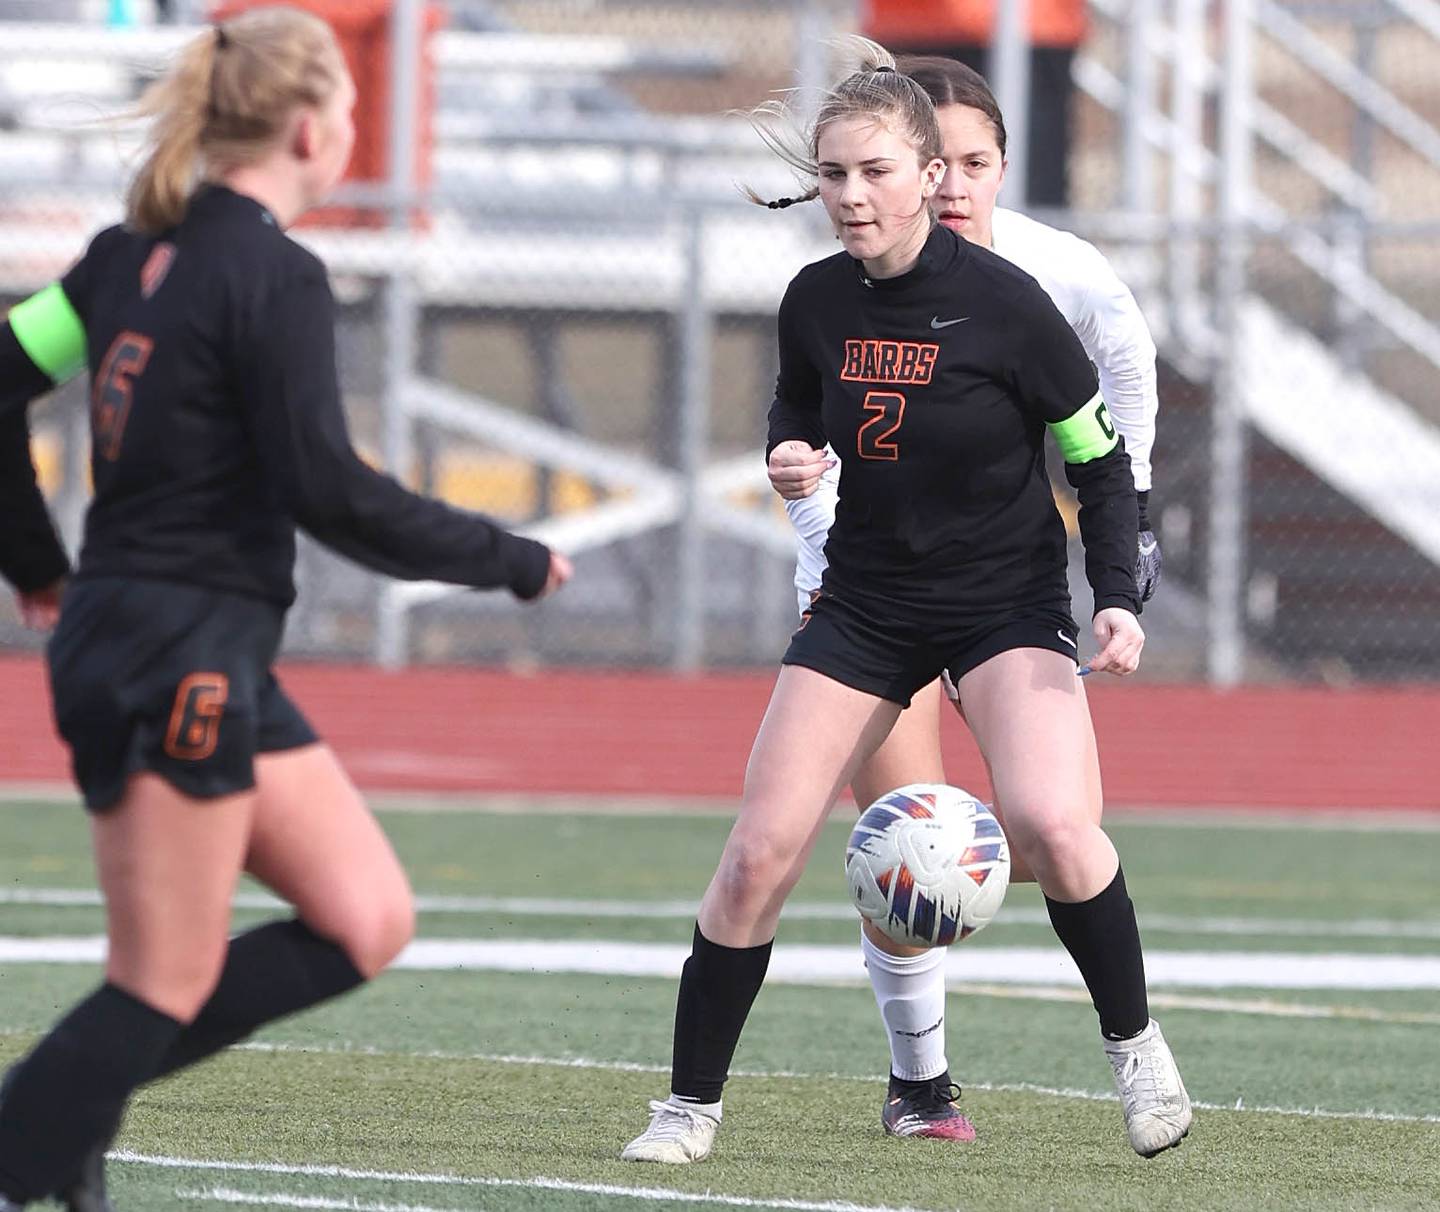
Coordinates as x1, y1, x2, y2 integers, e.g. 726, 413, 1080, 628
9, 282, 87, 383
1048, 393, 1119, 464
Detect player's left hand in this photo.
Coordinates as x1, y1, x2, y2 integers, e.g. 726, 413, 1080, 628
535, 552, 573, 600
1136, 530, 1162, 602
17, 579, 64, 631
1087, 607, 1145, 677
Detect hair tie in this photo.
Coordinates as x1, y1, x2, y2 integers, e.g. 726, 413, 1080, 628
874, 65, 896, 73
767, 196, 800, 210
214, 24, 230, 50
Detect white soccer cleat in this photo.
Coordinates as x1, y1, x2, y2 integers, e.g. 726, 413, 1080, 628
1103, 1019, 1192, 1157
620, 1099, 719, 1164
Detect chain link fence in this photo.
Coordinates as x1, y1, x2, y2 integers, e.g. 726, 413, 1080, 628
1075, 0, 1440, 681
1, 0, 1437, 681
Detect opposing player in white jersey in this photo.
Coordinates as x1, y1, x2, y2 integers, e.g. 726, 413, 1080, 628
777, 56, 1166, 1142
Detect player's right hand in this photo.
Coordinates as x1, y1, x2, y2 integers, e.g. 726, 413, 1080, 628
534, 551, 573, 600
767, 441, 834, 501
17, 579, 63, 631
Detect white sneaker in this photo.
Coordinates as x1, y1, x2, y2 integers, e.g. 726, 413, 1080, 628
620, 1099, 720, 1164
1103, 1019, 1192, 1157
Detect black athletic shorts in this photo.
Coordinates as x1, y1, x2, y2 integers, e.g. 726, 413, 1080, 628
782, 588, 1080, 708
47, 576, 318, 813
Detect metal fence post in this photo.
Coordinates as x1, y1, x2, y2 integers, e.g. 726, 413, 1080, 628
1168, 0, 1206, 348
1208, 0, 1254, 686
794, 0, 831, 121
1122, 0, 1157, 213
673, 204, 712, 672
57, 387, 89, 552
374, 0, 424, 669
991, 0, 1031, 208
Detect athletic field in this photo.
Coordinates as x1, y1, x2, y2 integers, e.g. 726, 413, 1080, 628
2, 796, 1437, 1212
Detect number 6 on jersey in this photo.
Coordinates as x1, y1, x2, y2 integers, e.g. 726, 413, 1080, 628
92, 331, 153, 462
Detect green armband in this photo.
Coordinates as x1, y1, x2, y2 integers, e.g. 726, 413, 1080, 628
9, 282, 87, 383
1048, 393, 1119, 464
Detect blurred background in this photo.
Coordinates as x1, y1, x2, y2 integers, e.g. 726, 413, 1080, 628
1, 0, 1437, 687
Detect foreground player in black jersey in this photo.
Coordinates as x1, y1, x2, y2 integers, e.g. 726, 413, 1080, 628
0, 11, 570, 1210
621, 39, 1188, 1166
783, 57, 1169, 1145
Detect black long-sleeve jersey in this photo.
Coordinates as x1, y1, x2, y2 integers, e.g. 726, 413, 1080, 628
0, 363, 69, 594
768, 224, 1140, 620
0, 185, 550, 605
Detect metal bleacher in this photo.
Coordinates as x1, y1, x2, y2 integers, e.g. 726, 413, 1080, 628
0, 8, 841, 670
6, 1, 1438, 678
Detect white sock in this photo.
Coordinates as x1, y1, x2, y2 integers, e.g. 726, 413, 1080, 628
668, 1094, 722, 1121
860, 929, 949, 1082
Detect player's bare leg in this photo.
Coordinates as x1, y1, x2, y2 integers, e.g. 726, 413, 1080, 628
623, 666, 900, 1163
0, 777, 254, 1209
958, 649, 1190, 1156
246, 743, 415, 980
57, 747, 417, 1209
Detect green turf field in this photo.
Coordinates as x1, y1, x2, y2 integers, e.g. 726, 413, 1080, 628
2, 799, 1438, 1211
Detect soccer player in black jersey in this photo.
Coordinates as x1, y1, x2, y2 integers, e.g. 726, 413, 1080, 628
622, 39, 1188, 1166
783, 57, 1170, 1146
0, 12, 570, 1210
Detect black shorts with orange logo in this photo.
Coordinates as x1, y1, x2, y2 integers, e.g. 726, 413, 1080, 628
47, 576, 317, 812
782, 587, 1080, 708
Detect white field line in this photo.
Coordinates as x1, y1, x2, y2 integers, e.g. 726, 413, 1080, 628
5, 783, 1440, 827
221, 801, 1440, 828
178, 1181, 945, 1212
6, 936, 1440, 990
179, 1191, 470, 1212
111, 1156, 942, 1212
4, 887, 1439, 944
968, 983, 1440, 1025
6, 975, 1435, 1035
0, 1034, 1401, 1127
219, 1040, 1440, 1125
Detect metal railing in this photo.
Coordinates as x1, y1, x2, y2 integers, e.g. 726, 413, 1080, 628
1065, 0, 1440, 682
5, 1, 1438, 679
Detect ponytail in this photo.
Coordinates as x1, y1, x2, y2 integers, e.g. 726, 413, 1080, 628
741, 36, 941, 212
126, 28, 220, 234
125, 8, 344, 235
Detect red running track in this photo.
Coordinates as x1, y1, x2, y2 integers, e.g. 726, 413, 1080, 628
0, 656, 1435, 810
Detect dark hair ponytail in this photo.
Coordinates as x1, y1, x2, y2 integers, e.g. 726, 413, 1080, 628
895, 55, 1007, 157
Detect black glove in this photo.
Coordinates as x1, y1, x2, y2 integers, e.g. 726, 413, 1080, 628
1136, 490, 1161, 603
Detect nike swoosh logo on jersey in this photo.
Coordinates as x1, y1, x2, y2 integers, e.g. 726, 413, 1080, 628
930, 315, 970, 329
1057, 630, 1078, 648
1138, 539, 1158, 555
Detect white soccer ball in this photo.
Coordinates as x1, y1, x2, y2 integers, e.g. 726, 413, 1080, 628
845, 783, 1010, 948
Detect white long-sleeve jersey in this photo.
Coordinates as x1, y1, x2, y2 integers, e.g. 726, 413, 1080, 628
786, 207, 1159, 613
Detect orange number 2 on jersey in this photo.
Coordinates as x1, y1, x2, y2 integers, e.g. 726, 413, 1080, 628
857, 390, 906, 461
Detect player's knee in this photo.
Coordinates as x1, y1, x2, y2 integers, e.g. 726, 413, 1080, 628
344, 891, 415, 979
716, 831, 796, 912
309, 876, 414, 979
1005, 803, 1092, 870
110, 939, 229, 1024
1032, 822, 1093, 876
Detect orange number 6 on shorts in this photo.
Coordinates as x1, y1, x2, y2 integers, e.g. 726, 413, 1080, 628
164, 673, 230, 761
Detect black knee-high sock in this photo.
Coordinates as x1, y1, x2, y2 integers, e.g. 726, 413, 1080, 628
153, 918, 365, 1079
1045, 865, 1150, 1040
670, 924, 773, 1105
0, 984, 181, 1203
